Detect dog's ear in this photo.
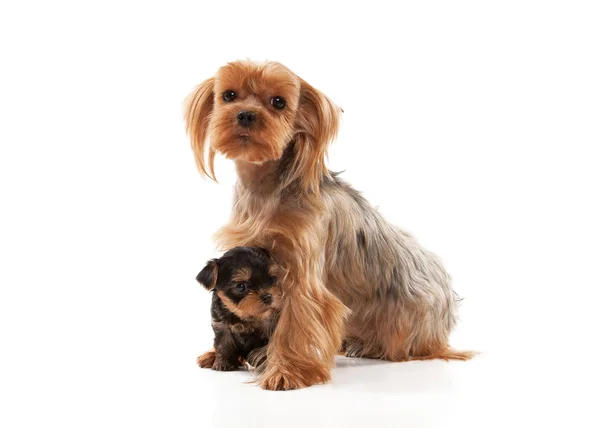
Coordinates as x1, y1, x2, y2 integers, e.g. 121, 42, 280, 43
184, 77, 217, 181
286, 79, 342, 194
196, 259, 218, 290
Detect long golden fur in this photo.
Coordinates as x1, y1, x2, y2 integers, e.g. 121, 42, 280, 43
186, 60, 473, 390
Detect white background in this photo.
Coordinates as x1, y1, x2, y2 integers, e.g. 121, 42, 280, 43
1, 1, 599, 427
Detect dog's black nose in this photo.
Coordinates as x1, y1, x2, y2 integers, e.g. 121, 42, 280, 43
237, 110, 256, 127
260, 293, 272, 305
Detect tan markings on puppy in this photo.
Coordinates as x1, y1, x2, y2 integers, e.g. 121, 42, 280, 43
197, 349, 216, 368
231, 266, 251, 282
217, 291, 272, 320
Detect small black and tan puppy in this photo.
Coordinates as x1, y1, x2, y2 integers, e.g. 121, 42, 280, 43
196, 247, 281, 371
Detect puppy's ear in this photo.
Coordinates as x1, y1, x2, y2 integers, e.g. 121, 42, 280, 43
255, 247, 272, 258
256, 247, 280, 278
184, 77, 217, 181
196, 259, 218, 290
286, 79, 342, 193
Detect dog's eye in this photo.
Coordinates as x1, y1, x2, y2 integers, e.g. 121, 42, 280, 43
235, 283, 248, 293
270, 96, 286, 110
223, 91, 236, 102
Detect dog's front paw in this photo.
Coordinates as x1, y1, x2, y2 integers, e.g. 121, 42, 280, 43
260, 371, 308, 391
212, 359, 239, 371
259, 366, 329, 391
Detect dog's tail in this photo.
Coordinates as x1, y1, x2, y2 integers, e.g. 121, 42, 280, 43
411, 347, 478, 362
437, 348, 478, 361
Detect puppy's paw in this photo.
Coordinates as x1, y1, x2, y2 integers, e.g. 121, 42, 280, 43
212, 360, 239, 371
196, 350, 216, 368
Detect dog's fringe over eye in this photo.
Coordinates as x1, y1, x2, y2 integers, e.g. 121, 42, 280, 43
223, 90, 236, 102
270, 96, 286, 109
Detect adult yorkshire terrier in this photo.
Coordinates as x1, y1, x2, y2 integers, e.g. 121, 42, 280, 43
185, 60, 473, 390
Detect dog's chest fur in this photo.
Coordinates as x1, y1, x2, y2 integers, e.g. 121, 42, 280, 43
216, 190, 323, 251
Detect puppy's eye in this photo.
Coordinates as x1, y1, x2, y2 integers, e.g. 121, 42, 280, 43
235, 283, 248, 293
223, 91, 236, 102
270, 96, 286, 109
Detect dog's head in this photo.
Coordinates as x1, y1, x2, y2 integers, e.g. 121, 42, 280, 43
185, 60, 341, 192
196, 246, 282, 320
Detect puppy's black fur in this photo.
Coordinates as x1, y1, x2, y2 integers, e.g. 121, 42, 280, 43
197, 247, 280, 371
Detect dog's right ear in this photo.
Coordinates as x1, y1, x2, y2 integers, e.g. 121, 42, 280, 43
184, 77, 216, 181
196, 259, 218, 290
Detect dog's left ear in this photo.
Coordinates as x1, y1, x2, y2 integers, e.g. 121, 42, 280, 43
196, 259, 218, 290
287, 79, 342, 193
298, 80, 341, 148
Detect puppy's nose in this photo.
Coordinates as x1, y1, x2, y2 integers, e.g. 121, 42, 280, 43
260, 293, 272, 305
237, 110, 256, 127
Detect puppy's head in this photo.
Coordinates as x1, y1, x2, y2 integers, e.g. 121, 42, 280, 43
196, 247, 282, 320
185, 60, 341, 192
